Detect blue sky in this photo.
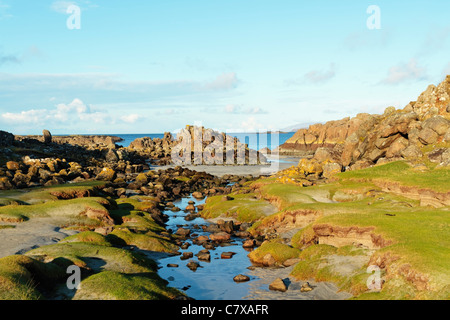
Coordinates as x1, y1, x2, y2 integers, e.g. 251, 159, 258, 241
0, 0, 449, 134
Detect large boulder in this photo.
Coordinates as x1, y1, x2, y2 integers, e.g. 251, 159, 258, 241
43, 129, 52, 144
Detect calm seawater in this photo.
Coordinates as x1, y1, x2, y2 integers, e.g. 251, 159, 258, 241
114, 132, 295, 151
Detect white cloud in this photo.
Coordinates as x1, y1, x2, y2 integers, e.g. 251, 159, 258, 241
382, 59, 427, 84
284, 63, 336, 86
304, 63, 336, 84
121, 114, 141, 123
50, 1, 76, 14
0, 1, 12, 20
50, 0, 98, 14
1, 98, 109, 126
223, 104, 267, 114
2, 109, 49, 124
204, 72, 238, 91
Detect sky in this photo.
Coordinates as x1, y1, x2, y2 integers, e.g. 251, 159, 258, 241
0, 0, 449, 134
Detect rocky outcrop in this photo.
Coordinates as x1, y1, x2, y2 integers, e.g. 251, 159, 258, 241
15, 133, 123, 149
128, 126, 268, 166
278, 76, 450, 172
128, 132, 175, 164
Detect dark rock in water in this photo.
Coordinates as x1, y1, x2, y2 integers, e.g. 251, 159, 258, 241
221, 252, 236, 259
219, 220, 235, 234
43, 129, 52, 144
242, 239, 255, 248
167, 264, 179, 268
233, 274, 250, 283
180, 252, 194, 260
209, 232, 231, 242
181, 242, 191, 250
186, 261, 200, 271
197, 252, 211, 262
175, 227, 191, 237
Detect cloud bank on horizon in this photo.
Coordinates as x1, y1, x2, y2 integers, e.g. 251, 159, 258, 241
0, 0, 449, 134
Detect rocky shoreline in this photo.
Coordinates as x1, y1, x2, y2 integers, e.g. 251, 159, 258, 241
0, 78, 448, 300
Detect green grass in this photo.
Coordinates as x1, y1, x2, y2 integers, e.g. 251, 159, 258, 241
337, 161, 450, 193
0, 197, 111, 225
73, 271, 183, 300
201, 192, 276, 222
0, 255, 66, 300
248, 240, 300, 266
60, 231, 113, 247
26, 242, 157, 274
107, 229, 178, 253
248, 161, 450, 299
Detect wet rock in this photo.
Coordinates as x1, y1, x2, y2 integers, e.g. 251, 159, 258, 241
196, 251, 211, 262
221, 252, 236, 259
167, 264, 179, 268
181, 242, 191, 250
186, 261, 200, 271
180, 252, 194, 260
233, 274, 250, 283
269, 278, 288, 292
209, 232, 231, 242
242, 239, 255, 248
192, 191, 204, 199
219, 220, 235, 234
175, 227, 191, 237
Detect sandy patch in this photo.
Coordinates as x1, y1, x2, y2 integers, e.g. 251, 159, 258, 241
0, 218, 78, 258
243, 265, 352, 300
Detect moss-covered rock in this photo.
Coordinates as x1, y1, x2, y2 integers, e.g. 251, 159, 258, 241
248, 240, 300, 267
73, 270, 183, 300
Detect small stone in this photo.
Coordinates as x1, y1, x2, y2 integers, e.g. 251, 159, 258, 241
209, 232, 231, 242
192, 191, 204, 199
233, 274, 250, 283
167, 264, 179, 268
186, 261, 200, 271
180, 252, 194, 260
301, 282, 313, 292
243, 239, 255, 248
283, 258, 300, 267
269, 278, 288, 292
197, 253, 211, 262
221, 252, 236, 259
175, 228, 191, 237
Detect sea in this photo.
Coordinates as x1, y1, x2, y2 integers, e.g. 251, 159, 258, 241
114, 132, 295, 151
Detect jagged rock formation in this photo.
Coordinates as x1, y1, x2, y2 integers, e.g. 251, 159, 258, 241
128, 125, 268, 165
277, 76, 450, 171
